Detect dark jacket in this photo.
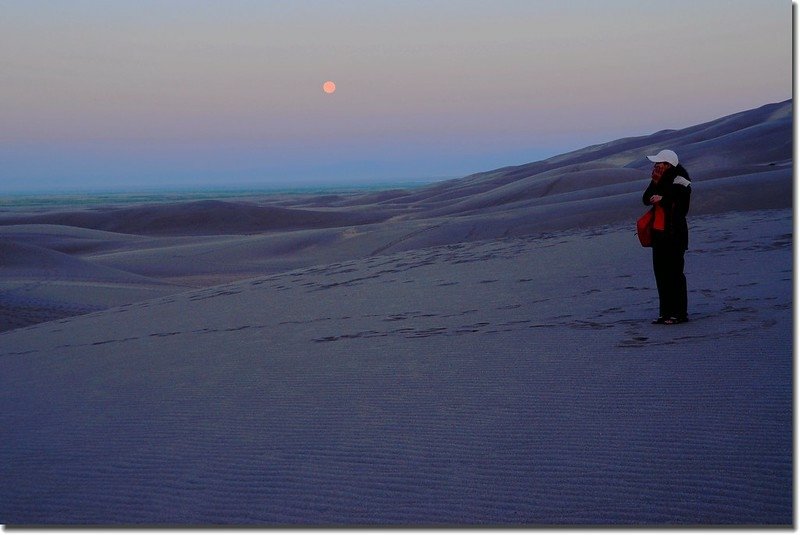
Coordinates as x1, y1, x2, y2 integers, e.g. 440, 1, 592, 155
642, 164, 691, 250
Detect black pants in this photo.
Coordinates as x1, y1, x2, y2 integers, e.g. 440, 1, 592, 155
652, 239, 687, 319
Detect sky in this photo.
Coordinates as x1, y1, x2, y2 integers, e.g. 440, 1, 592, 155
0, 0, 792, 192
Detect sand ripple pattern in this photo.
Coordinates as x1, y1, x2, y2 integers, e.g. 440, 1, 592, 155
0, 210, 792, 525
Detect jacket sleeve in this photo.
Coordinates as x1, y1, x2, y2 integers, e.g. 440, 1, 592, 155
671, 179, 691, 217
642, 181, 658, 206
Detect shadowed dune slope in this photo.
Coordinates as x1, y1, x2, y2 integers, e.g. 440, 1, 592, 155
0, 239, 186, 332
0, 240, 168, 284
0, 199, 390, 236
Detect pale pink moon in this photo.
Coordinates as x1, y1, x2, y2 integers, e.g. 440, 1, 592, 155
322, 80, 336, 94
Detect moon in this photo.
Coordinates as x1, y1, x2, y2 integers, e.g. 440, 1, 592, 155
322, 80, 336, 94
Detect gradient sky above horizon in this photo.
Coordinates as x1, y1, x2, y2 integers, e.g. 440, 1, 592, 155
1, 0, 791, 192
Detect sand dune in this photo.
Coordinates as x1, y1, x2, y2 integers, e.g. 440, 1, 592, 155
0, 99, 790, 326
0, 100, 793, 525
1, 209, 791, 525
0, 99, 791, 327
0, 239, 186, 332
0, 224, 146, 255
0, 199, 389, 236
0, 239, 163, 283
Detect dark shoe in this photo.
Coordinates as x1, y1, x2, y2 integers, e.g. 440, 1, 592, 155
652, 317, 667, 324
662, 316, 684, 325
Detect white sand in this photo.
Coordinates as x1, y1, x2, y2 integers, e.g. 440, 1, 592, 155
0, 209, 792, 525
0, 99, 792, 525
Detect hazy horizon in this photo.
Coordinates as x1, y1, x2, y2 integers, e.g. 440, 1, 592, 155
0, 175, 453, 196
1, 1, 791, 193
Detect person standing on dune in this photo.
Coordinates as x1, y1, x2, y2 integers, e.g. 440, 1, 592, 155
642, 149, 692, 325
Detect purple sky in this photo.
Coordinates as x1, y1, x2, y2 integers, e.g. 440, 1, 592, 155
0, 0, 792, 192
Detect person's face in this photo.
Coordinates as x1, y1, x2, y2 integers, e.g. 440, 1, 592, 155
651, 161, 671, 180
653, 162, 671, 172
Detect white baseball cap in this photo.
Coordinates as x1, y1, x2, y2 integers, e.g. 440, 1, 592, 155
647, 149, 679, 167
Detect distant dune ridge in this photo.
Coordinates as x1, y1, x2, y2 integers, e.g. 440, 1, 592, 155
0, 199, 389, 236
0, 99, 791, 298
0, 100, 792, 525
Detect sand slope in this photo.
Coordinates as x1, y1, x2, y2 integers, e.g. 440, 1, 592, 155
0, 100, 791, 236
0, 101, 788, 289
0, 99, 793, 525
0, 209, 791, 525
0, 238, 187, 332
0, 199, 388, 236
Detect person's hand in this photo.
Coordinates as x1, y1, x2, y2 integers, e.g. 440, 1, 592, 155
649, 195, 663, 204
